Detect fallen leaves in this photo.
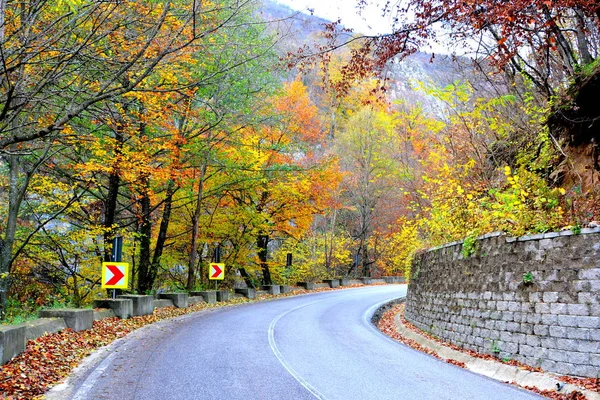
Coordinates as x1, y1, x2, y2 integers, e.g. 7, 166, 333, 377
0, 301, 230, 399
377, 303, 593, 400
0, 283, 378, 399
558, 376, 600, 394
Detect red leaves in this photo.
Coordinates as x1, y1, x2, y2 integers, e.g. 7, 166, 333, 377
0, 284, 381, 398
0, 303, 218, 398
559, 376, 600, 393
377, 304, 595, 399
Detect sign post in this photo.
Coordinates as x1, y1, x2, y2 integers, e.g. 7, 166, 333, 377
110, 236, 124, 298
209, 263, 225, 290
213, 247, 222, 290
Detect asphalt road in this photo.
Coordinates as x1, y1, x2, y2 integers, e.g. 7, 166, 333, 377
48, 285, 543, 399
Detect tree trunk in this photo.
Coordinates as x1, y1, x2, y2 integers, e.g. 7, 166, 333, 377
257, 234, 271, 285
187, 162, 207, 291
137, 176, 152, 293
574, 9, 593, 66
238, 267, 255, 289
361, 242, 370, 277
103, 129, 124, 261
148, 180, 176, 292
0, 149, 31, 318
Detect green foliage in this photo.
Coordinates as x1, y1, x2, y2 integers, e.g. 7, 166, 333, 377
461, 232, 478, 258
2, 299, 39, 325
491, 341, 501, 354
522, 272, 534, 284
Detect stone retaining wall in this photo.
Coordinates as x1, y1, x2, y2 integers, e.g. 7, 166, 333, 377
404, 228, 600, 377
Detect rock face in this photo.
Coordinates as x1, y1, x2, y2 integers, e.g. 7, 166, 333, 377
549, 67, 600, 147
405, 229, 600, 378
548, 66, 600, 191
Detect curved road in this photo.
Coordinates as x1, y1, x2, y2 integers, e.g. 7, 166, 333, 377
50, 285, 542, 399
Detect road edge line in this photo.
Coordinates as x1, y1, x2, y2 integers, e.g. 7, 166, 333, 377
268, 299, 329, 400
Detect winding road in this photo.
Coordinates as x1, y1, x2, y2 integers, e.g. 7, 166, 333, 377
48, 285, 542, 399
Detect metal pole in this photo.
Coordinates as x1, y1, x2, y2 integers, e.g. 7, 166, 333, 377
112, 236, 123, 262
214, 246, 221, 263
112, 237, 122, 297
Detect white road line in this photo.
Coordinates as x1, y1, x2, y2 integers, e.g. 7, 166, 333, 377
71, 352, 116, 400
268, 299, 330, 400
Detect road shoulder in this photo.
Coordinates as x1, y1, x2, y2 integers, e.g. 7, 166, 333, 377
378, 302, 600, 400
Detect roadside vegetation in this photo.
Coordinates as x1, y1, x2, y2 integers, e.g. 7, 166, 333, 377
0, 0, 598, 323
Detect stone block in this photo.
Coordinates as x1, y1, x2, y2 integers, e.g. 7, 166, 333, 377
553, 362, 575, 375
548, 349, 567, 362
577, 316, 600, 328
572, 280, 591, 292
557, 314, 579, 327
519, 344, 534, 356
22, 318, 67, 341
525, 335, 540, 347
567, 351, 589, 365
577, 339, 598, 353
39, 308, 93, 332
579, 268, 600, 280
549, 326, 566, 338
555, 338, 578, 351
540, 359, 557, 371
572, 365, 599, 378
578, 292, 600, 305
296, 282, 315, 290
261, 285, 280, 295
280, 285, 292, 294
528, 292, 542, 303
0, 325, 25, 365
567, 303, 590, 316
187, 296, 205, 305
191, 291, 217, 304
359, 277, 372, 284
234, 288, 256, 299
94, 309, 116, 320
501, 311, 515, 321
216, 290, 231, 302
506, 322, 520, 332
315, 283, 329, 289
93, 299, 133, 319
533, 324, 549, 336
152, 299, 174, 309
550, 303, 567, 314
158, 293, 188, 308
541, 314, 557, 325
535, 303, 551, 314
590, 354, 600, 367
118, 295, 154, 316
566, 327, 590, 340
526, 313, 541, 324
323, 279, 339, 288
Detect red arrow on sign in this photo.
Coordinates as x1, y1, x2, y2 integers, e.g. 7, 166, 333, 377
210, 264, 223, 279
105, 264, 125, 285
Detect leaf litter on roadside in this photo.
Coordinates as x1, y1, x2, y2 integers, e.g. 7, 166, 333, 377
377, 303, 593, 400
0, 283, 375, 399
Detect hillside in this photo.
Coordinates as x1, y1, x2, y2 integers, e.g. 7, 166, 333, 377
259, 0, 469, 107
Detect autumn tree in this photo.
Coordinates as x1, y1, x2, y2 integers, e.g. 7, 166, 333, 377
219, 80, 339, 286
0, 0, 275, 315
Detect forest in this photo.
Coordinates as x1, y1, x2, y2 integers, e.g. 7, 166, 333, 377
0, 0, 598, 321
